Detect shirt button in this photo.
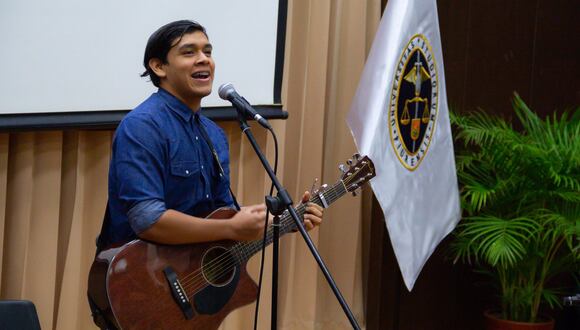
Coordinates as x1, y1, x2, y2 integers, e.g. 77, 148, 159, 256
206, 194, 209, 198
201, 165, 204, 169
185, 170, 189, 174
195, 136, 199, 141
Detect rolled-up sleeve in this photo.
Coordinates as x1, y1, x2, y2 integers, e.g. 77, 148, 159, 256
112, 115, 167, 233
127, 199, 166, 234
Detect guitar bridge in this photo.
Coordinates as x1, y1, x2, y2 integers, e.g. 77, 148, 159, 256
163, 267, 194, 320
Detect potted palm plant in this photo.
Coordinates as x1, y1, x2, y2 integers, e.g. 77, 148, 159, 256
450, 94, 579, 329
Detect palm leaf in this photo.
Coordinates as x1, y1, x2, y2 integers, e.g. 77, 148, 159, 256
542, 289, 564, 310
456, 216, 539, 267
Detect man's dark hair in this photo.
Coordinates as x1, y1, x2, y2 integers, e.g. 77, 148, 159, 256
141, 20, 208, 87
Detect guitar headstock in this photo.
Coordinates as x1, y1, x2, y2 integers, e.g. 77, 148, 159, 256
339, 154, 376, 195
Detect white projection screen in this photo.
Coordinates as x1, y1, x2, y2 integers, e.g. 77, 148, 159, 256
0, 0, 286, 127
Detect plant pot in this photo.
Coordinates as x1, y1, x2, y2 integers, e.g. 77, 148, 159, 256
484, 310, 555, 330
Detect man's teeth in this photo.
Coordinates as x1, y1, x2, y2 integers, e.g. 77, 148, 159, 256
193, 72, 209, 78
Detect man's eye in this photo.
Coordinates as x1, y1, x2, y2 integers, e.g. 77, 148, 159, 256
204, 50, 212, 57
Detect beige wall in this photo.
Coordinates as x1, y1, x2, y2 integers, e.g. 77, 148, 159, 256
0, 1, 380, 328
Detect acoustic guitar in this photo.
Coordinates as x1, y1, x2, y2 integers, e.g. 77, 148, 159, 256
87, 154, 375, 329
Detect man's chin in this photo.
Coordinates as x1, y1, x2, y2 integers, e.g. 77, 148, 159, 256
199, 89, 212, 98
190, 88, 212, 98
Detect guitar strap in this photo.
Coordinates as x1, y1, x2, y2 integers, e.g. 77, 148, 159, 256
195, 113, 241, 211
95, 202, 110, 254
89, 202, 113, 329
88, 292, 117, 330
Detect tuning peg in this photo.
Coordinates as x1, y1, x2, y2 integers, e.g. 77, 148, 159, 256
353, 153, 361, 161
338, 164, 348, 174
309, 178, 319, 195
346, 158, 353, 166
350, 183, 359, 192
352, 190, 358, 196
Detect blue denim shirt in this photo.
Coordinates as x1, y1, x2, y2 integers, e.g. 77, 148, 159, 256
102, 88, 234, 245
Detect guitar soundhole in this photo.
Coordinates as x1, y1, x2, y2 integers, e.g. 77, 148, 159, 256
201, 246, 236, 287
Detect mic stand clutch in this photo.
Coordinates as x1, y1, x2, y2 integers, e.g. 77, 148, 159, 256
234, 110, 361, 329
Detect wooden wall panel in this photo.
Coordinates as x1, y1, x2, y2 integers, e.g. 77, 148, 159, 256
438, 0, 470, 112
530, 0, 580, 115
463, 0, 537, 114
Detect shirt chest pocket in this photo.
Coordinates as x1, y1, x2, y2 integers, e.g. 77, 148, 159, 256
167, 160, 205, 206
170, 160, 200, 178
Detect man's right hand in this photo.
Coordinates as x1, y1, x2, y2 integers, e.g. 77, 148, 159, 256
228, 204, 269, 241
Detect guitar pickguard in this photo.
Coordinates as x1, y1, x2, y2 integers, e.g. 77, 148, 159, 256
194, 266, 240, 314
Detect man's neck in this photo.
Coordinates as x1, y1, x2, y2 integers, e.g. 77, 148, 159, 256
160, 85, 201, 112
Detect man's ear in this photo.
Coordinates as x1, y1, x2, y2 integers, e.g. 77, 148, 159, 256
149, 58, 166, 79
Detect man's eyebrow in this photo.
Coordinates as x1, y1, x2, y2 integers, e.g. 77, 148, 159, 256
178, 43, 213, 51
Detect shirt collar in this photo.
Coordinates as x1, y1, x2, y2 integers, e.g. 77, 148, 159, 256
157, 88, 199, 122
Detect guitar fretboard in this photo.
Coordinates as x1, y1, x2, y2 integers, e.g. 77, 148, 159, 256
229, 180, 348, 264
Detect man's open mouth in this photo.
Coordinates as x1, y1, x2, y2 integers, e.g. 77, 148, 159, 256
192, 71, 210, 79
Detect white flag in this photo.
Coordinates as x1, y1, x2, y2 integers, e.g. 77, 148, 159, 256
347, 0, 460, 290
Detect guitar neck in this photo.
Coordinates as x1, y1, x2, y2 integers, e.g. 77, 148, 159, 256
230, 180, 348, 263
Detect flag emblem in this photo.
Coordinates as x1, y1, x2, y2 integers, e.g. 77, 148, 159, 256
389, 34, 438, 171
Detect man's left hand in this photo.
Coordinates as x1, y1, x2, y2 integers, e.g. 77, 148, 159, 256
300, 191, 324, 230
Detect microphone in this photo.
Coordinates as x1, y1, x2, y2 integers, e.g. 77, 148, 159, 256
218, 83, 271, 129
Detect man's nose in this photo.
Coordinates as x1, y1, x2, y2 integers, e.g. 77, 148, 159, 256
196, 51, 210, 64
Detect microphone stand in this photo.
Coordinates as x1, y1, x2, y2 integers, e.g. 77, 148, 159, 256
235, 111, 360, 329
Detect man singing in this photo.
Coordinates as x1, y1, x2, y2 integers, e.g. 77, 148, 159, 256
89, 20, 323, 329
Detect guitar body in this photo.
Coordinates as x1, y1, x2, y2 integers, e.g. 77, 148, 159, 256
87, 208, 258, 330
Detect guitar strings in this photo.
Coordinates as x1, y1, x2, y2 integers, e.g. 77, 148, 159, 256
179, 172, 355, 295
177, 192, 325, 290
179, 175, 353, 296
181, 191, 339, 296
178, 204, 302, 288
181, 214, 298, 296
177, 165, 366, 297
182, 181, 349, 295
179, 205, 305, 294
178, 183, 343, 292
184, 229, 291, 296
180, 184, 346, 296
180, 188, 338, 295
179, 192, 327, 295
